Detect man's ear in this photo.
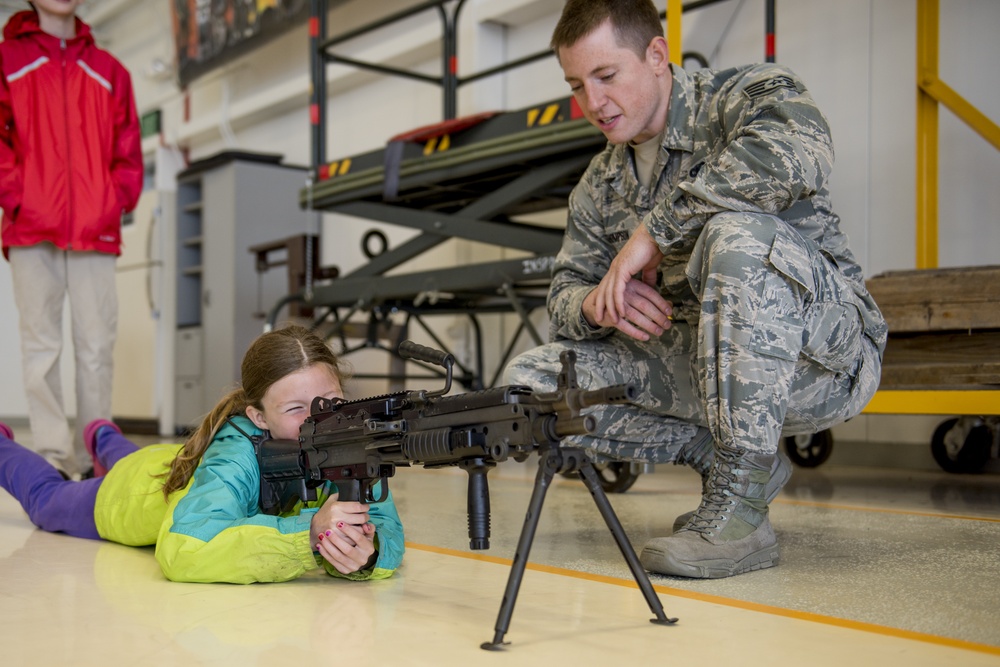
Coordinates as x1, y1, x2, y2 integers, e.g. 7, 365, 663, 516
646, 35, 670, 74
245, 405, 268, 431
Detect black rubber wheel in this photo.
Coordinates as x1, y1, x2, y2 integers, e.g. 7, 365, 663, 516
784, 429, 834, 468
561, 460, 640, 493
593, 461, 640, 494
930, 418, 992, 474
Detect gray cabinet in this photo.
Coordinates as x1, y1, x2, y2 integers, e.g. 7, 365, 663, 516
173, 152, 308, 429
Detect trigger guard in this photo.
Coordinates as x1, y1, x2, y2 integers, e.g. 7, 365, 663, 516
365, 477, 390, 503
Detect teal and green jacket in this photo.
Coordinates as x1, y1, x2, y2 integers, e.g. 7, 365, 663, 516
92, 416, 405, 584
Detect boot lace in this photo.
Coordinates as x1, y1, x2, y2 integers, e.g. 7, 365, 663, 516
684, 459, 741, 536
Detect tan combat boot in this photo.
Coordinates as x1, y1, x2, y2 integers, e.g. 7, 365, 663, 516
644, 449, 780, 578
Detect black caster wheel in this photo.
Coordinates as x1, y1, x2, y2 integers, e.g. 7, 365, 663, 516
561, 460, 640, 493
784, 429, 834, 468
593, 460, 640, 493
930, 417, 992, 474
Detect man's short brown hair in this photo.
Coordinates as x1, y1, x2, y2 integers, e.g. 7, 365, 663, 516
551, 0, 664, 59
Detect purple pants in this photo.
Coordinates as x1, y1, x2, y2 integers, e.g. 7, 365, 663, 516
0, 427, 139, 539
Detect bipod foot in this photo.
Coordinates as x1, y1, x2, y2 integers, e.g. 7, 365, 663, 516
480, 636, 510, 651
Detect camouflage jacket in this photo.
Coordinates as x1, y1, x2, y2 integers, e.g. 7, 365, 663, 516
549, 63, 886, 351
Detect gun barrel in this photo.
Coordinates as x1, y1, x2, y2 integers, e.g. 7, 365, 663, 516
577, 382, 639, 408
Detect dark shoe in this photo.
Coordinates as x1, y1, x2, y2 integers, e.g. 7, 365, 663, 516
83, 419, 121, 477
642, 449, 780, 578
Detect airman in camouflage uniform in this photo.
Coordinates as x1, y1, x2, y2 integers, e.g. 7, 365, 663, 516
504, 0, 886, 579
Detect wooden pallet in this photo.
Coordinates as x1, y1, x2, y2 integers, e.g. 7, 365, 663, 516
862, 265, 1000, 415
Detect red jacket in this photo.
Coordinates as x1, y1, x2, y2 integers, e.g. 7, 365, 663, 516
0, 10, 143, 259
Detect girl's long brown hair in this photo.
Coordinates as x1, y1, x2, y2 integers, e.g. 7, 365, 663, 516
159, 325, 345, 499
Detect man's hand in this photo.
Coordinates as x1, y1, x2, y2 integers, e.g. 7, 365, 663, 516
586, 225, 672, 341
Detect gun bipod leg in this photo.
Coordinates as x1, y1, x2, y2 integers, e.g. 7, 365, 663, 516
576, 453, 678, 627
480, 450, 560, 651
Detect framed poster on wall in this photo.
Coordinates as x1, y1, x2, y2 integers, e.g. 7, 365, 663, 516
171, 0, 309, 87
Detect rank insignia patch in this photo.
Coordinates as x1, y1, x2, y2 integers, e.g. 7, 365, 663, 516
744, 75, 799, 99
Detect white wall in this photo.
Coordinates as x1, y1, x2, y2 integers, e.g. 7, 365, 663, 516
1, 0, 997, 445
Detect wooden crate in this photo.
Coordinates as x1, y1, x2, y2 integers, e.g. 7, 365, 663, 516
877, 331, 1000, 390
865, 265, 1000, 333
862, 266, 1000, 414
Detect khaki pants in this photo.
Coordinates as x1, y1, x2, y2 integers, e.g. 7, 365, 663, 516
9, 244, 118, 476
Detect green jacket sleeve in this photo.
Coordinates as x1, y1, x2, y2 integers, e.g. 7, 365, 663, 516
155, 427, 318, 583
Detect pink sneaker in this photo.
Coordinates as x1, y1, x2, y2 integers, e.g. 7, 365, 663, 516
83, 419, 121, 477
0, 422, 12, 440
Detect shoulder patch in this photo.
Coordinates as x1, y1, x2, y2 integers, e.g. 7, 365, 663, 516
743, 75, 799, 100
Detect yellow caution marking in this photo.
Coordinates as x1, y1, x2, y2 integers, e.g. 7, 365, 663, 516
539, 103, 559, 125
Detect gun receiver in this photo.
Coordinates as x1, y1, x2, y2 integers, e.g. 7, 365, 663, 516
257, 340, 636, 549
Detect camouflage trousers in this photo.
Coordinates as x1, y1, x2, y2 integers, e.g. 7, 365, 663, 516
504, 212, 882, 461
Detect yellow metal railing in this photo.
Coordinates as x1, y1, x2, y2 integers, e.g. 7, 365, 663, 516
915, 0, 1000, 269
864, 390, 1000, 416
667, 0, 683, 65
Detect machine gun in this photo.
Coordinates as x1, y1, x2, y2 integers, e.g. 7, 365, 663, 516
255, 340, 677, 649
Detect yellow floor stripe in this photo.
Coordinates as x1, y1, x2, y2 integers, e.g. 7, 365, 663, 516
405, 541, 1000, 657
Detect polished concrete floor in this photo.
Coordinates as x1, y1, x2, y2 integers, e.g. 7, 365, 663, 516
1, 431, 999, 666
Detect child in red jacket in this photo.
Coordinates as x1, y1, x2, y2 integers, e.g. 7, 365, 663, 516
0, 1, 143, 478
